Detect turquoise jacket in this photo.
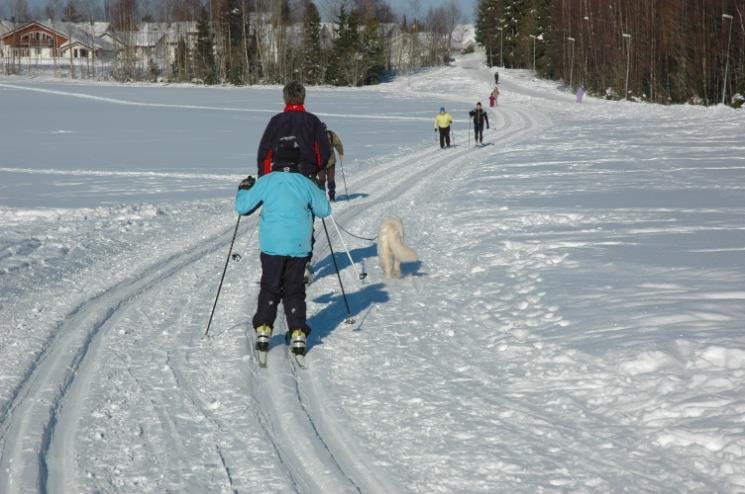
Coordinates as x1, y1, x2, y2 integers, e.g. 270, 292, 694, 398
235, 172, 331, 258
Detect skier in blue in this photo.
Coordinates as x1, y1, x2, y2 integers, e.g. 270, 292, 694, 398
234, 171, 331, 357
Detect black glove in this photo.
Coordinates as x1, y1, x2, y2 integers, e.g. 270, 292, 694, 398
238, 175, 255, 190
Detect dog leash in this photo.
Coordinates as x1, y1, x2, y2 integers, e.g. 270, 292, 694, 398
333, 220, 377, 242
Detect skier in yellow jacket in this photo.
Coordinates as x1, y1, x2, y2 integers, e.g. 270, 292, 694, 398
434, 107, 453, 149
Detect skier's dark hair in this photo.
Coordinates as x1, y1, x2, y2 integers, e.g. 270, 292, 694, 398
283, 81, 305, 105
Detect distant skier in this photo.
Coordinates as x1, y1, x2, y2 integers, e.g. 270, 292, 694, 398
317, 124, 344, 201
494, 71, 499, 84
489, 86, 500, 107
234, 169, 331, 357
576, 85, 585, 103
434, 107, 453, 148
469, 102, 490, 145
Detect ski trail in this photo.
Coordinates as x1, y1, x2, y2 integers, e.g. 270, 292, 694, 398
0, 218, 249, 493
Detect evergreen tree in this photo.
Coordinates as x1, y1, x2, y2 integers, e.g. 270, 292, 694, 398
301, 1, 323, 85
194, 6, 217, 84
62, 0, 84, 22
360, 15, 385, 84
475, 0, 500, 67
326, 6, 362, 86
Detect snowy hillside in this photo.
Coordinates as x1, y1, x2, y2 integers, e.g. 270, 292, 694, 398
1, 53, 744, 493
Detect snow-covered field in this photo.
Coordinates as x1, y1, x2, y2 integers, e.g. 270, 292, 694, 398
1, 53, 744, 493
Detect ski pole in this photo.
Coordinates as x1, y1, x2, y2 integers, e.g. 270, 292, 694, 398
204, 215, 242, 337
329, 214, 367, 282
339, 159, 350, 201
322, 218, 355, 324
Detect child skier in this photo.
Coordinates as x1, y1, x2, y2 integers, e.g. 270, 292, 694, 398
234, 171, 331, 357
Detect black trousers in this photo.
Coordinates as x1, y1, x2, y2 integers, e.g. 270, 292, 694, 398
474, 123, 485, 143
253, 253, 310, 333
438, 127, 451, 148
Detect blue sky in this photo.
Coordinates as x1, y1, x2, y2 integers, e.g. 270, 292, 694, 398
20, 0, 475, 23
391, 0, 475, 22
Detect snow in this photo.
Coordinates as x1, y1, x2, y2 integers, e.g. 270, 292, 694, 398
1, 52, 745, 493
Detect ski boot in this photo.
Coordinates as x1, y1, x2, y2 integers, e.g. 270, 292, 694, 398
289, 329, 307, 356
255, 325, 272, 352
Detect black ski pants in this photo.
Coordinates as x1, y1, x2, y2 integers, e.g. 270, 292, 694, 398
474, 123, 485, 144
253, 253, 311, 334
438, 127, 451, 148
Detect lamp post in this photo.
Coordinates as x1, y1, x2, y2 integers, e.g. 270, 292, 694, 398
622, 33, 631, 100
498, 27, 504, 67
722, 13, 734, 105
567, 36, 575, 89
529, 34, 536, 73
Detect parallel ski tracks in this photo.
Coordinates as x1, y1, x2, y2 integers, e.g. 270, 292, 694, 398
0, 93, 540, 494
0, 220, 250, 493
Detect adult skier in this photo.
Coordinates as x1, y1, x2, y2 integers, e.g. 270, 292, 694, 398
494, 71, 499, 84
469, 102, 490, 145
434, 107, 453, 149
317, 124, 344, 201
256, 81, 330, 179
255, 81, 330, 285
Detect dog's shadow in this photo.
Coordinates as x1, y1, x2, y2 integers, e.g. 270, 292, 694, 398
308, 283, 389, 349
399, 260, 426, 277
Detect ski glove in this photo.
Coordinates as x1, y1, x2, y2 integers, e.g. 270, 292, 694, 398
238, 175, 256, 190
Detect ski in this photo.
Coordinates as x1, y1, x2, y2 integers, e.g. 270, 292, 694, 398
290, 350, 306, 369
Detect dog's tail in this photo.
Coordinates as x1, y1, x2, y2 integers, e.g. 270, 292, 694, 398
390, 236, 418, 263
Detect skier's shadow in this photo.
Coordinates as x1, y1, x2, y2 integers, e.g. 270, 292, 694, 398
312, 244, 377, 282
308, 283, 389, 349
336, 192, 369, 201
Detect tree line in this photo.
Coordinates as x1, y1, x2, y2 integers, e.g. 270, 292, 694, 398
3, 0, 463, 86
476, 0, 745, 106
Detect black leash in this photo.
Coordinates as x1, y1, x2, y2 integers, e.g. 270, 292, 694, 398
334, 220, 377, 242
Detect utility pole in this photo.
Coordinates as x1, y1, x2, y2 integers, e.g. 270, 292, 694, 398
722, 14, 734, 105
567, 36, 575, 89
498, 27, 503, 67
622, 33, 631, 100
529, 34, 536, 73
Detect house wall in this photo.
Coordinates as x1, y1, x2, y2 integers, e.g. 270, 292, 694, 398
0, 24, 67, 57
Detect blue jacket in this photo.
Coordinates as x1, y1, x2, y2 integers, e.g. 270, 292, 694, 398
235, 172, 331, 258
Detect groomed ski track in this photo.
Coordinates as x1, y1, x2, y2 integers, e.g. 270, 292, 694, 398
2, 53, 735, 492
0, 57, 542, 493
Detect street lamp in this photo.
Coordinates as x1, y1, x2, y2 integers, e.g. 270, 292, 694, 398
722, 13, 734, 105
529, 34, 536, 72
567, 36, 575, 89
622, 33, 631, 100
497, 27, 504, 67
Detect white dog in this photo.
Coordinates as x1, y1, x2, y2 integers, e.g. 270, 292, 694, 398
378, 217, 418, 278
